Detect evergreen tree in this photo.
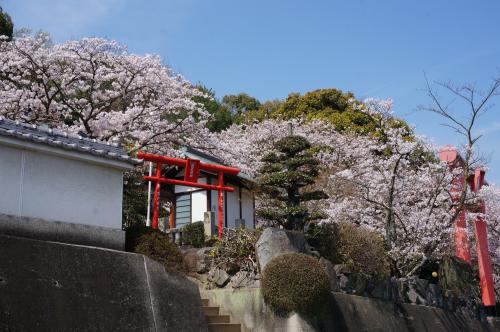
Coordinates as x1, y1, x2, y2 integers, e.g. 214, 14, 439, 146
256, 135, 328, 231
0, 7, 13, 41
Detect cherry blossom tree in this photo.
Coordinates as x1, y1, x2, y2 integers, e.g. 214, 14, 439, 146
205, 100, 459, 276
0, 33, 209, 153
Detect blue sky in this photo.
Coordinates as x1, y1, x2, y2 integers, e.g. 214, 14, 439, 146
3, 0, 500, 182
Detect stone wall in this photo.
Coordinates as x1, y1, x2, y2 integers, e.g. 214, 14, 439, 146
202, 288, 500, 332
0, 234, 207, 332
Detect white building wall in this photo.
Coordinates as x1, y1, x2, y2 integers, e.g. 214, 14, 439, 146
0, 144, 124, 229
191, 191, 207, 223
225, 190, 239, 229
241, 188, 254, 228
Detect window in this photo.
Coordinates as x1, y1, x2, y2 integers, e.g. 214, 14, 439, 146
175, 193, 191, 228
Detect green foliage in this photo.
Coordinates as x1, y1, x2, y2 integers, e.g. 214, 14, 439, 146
122, 169, 148, 228
262, 253, 330, 315
257, 135, 328, 230
241, 99, 283, 123
194, 85, 233, 132
125, 224, 186, 273
209, 228, 260, 274
182, 221, 205, 248
0, 7, 13, 41
274, 89, 378, 134
337, 223, 390, 280
222, 93, 261, 123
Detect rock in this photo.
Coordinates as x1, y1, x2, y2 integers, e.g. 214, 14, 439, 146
439, 256, 481, 316
407, 277, 428, 305
181, 247, 212, 274
339, 274, 349, 290
390, 277, 408, 303
230, 270, 259, 289
351, 277, 368, 296
309, 250, 321, 258
181, 247, 200, 273
195, 247, 212, 274
208, 267, 230, 288
319, 257, 339, 292
368, 279, 391, 300
333, 264, 351, 275
426, 283, 443, 308
255, 228, 307, 271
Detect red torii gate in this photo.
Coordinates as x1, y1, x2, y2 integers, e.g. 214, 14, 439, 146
137, 151, 240, 238
439, 146, 495, 309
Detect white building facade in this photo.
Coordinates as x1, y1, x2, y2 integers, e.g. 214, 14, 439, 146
0, 118, 140, 249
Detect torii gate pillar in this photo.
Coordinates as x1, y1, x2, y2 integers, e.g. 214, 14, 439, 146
439, 146, 496, 308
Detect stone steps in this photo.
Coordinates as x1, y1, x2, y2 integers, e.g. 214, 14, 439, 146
207, 315, 231, 323
202, 298, 241, 332
207, 323, 241, 332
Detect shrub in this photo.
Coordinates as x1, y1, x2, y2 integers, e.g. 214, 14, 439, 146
125, 224, 186, 273
209, 228, 260, 274
307, 222, 390, 280
306, 222, 341, 263
261, 253, 330, 315
182, 221, 205, 248
337, 222, 390, 280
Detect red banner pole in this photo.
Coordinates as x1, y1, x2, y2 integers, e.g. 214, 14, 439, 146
218, 171, 224, 239
152, 162, 162, 229
439, 147, 471, 263
472, 169, 496, 307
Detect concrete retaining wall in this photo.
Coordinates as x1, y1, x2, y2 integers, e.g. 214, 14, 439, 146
0, 213, 125, 250
203, 288, 500, 332
0, 234, 207, 332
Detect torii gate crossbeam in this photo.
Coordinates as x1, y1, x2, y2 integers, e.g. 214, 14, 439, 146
137, 152, 240, 238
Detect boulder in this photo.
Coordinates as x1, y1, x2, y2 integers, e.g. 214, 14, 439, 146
230, 270, 259, 289
195, 247, 212, 274
368, 279, 391, 300
208, 267, 230, 288
407, 277, 428, 305
255, 228, 307, 271
390, 277, 409, 303
426, 283, 444, 308
181, 247, 212, 274
319, 257, 339, 292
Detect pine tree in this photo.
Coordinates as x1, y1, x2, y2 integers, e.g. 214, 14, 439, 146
256, 135, 328, 230
0, 7, 13, 41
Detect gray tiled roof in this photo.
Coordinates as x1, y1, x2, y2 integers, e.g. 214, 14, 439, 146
0, 117, 142, 165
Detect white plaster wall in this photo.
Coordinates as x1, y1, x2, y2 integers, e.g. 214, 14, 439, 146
191, 191, 207, 223
242, 188, 254, 229
226, 190, 239, 229
0, 144, 123, 229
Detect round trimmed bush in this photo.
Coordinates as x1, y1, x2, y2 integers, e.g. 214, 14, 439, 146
261, 253, 330, 315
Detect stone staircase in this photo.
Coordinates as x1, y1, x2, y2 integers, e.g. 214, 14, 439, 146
202, 298, 241, 332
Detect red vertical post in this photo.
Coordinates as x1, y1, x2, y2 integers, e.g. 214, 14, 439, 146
152, 162, 162, 229
218, 171, 224, 239
439, 147, 471, 263
472, 169, 496, 307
